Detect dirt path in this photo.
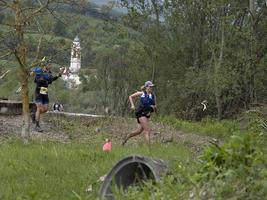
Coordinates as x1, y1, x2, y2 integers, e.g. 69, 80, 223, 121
98, 117, 215, 154
0, 115, 68, 142
0, 114, 217, 154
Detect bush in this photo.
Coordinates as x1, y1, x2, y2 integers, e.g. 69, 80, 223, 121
195, 132, 267, 199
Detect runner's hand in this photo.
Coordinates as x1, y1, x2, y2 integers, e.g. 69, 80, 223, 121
131, 105, 135, 111
59, 67, 65, 76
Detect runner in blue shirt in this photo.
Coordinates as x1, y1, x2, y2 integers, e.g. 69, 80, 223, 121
30, 62, 64, 132
122, 81, 157, 145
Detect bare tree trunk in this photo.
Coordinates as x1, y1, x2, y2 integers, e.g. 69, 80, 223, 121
249, 0, 255, 16
14, 1, 30, 141
248, 0, 256, 107
20, 68, 30, 141
151, 0, 160, 83
151, 54, 155, 82
214, 21, 225, 120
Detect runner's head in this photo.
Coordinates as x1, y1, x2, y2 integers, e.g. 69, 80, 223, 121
43, 62, 52, 72
46, 63, 52, 70
144, 81, 155, 92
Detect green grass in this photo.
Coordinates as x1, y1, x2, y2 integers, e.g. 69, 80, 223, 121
0, 139, 196, 200
0, 114, 266, 199
155, 115, 240, 140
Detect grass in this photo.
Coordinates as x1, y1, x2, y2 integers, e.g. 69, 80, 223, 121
0, 138, 196, 200
155, 115, 240, 140
0, 114, 265, 199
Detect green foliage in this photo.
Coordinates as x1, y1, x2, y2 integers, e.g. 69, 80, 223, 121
195, 131, 267, 199
245, 109, 267, 134
121, 0, 267, 119
155, 115, 239, 139
53, 20, 67, 37
1, 0, 267, 120
0, 60, 18, 68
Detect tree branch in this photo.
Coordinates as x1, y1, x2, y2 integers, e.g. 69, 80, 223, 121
0, 51, 12, 59
32, 34, 44, 66
0, 0, 7, 6
13, 49, 26, 69
0, 70, 10, 80
24, 0, 52, 21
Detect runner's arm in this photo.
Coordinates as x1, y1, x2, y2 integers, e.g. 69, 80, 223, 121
151, 95, 157, 112
129, 91, 143, 110
48, 67, 64, 84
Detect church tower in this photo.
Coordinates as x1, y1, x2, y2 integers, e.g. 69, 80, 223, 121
69, 36, 81, 73
62, 36, 81, 87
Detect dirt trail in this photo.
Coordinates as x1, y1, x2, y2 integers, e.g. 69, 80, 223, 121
99, 117, 215, 154
0, 115, 68, 142
0, 114, 217, 154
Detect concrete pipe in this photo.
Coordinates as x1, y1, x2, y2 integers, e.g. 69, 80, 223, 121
99, 155, 168, 200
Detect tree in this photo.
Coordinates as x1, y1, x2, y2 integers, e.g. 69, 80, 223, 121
53, 20, 67, 37
120, 0, 267, 119
0, 0, 85, 142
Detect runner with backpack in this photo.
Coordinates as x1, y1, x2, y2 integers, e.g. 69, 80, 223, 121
30, 62, 64, 132
122, 81, 157, 145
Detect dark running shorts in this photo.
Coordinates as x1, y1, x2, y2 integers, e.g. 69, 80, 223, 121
135, 107, 153, 123
35, 93, 49, 105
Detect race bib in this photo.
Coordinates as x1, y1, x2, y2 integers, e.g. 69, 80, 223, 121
40, 87, 48, 95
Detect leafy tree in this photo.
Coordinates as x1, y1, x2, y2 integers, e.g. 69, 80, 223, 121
53, 20, 67, 37
120, 0, 267, 120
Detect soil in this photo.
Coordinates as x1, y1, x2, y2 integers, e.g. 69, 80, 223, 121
0, 113, 219, 154
0, 114, 68, 142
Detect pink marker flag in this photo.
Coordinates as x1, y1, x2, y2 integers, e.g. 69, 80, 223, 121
103, 141, 112, 152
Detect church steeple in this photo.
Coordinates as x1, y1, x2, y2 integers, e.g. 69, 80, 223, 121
70, 35, 81, 73
62, 36, 82, 87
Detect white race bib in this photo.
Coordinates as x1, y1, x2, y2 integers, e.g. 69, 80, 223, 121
40, 87, 48, 95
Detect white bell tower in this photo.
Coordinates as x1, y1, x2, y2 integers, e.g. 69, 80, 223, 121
63, 36, 82, 87
69, 36, 81, 73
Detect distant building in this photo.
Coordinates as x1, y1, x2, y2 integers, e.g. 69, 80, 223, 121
70, 36, 81, 73
62, 36, 82, 87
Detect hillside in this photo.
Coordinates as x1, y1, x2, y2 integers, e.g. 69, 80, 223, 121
0, 3, 136, 114
0, 112, 266, 199
0, 114, 214, 154
1, 0, 267, 120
